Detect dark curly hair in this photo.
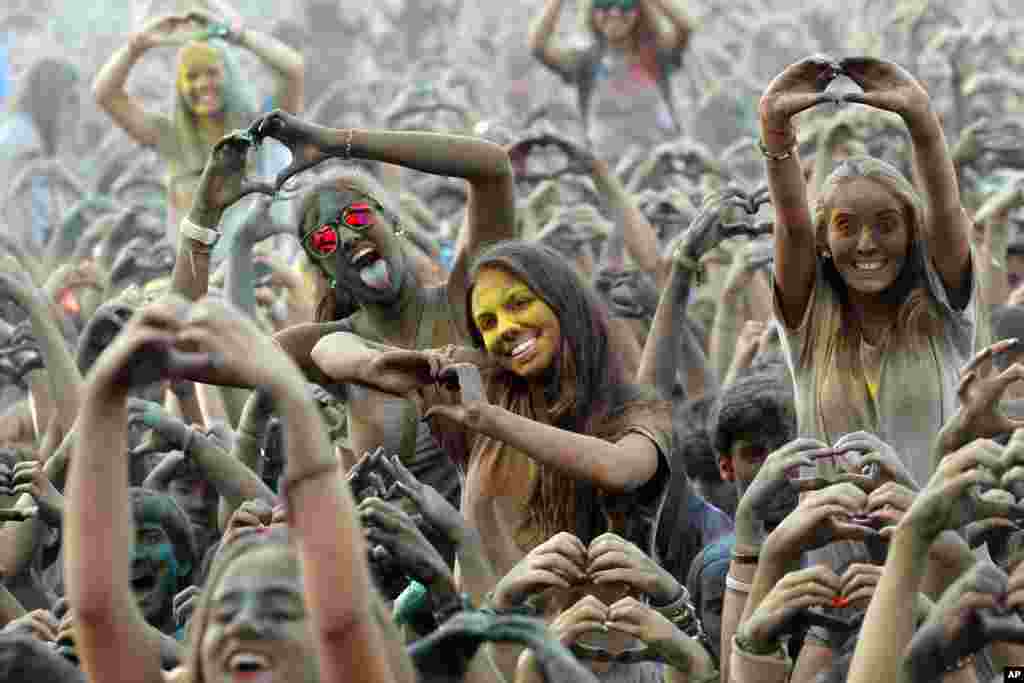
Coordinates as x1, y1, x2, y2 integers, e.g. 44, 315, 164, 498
712, 368, 795, 458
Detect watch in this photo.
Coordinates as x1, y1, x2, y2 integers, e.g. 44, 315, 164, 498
180, 217, 220, 251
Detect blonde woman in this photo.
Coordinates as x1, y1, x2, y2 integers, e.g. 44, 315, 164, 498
93, 9, 303, 241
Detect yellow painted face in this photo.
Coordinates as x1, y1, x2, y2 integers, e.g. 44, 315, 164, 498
177, 42, 225, 118
471, 266, 561, 377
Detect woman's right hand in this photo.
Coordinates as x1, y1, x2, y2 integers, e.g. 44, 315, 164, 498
189, 132, 275, 225
759, 55, 841, 132
131, 15, 194, 52
738, 565, 841, 649
491, 532, 588, 609
249, 110, 334, 188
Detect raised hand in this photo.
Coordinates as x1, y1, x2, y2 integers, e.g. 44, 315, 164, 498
506, 131, 596, 183
586, 532, 682, 606
12, 460, 63, 528
839, 56, 932, 123
130, 15, 195, 51
223, 498, 275, 543
0, 608, 59, 643
359, 496, 454, 593
549, 594, 609, 648
759, 55, 841, 130
491, 532, 588, 609
674, 189, 773, 266
734, 438, 828, 552
381, 455, 467, 545
835, 431, 918, 490
190, 132, 276, 224
249, 110, 336, 188
764, 482, 877, 562
738, 565, 842, 649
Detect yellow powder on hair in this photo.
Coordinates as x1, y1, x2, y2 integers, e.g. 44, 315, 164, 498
176, 41, 222, 96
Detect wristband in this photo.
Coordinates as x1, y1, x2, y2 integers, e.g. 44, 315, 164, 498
726, 575, 752, 594
731, 550, 760, 565
180, 216, 220, 250
734, 632, 785, 658
758, 137, 796, 162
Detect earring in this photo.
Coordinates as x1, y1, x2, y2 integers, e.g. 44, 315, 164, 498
821, 251, 832, 259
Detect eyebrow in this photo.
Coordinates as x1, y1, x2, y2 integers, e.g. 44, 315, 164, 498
215, 584, 303, 603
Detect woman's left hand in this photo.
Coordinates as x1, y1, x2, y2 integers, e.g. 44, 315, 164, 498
586, 532, 682, 606
839, 57, 933, 124
422, 400, 489, 432
605, 596, 683, 651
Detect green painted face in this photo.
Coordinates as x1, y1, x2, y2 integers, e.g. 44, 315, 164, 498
200, 548, 319, 683
130, 523, 181, 625
300, 188, 406, 305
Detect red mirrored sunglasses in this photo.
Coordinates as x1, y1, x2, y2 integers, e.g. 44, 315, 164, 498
303, 203, 378, 258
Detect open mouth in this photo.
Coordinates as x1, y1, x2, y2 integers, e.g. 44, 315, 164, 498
853, 260, 887, 272
228, 651, 272, 676
506, 333, 540, 361
349, 243, 392, 290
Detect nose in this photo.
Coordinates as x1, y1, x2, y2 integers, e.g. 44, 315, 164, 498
495, 314, 520, 344
856, 226, 878, 253
225, 604, 270, 640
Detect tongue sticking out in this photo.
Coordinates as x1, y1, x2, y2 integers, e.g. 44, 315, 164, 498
360, 259, 392, 289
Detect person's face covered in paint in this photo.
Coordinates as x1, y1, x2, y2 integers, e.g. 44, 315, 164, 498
168, 470, 220, 558
300, 189, 407, 306
177, 41, 226, 118
131, 522, 182, 627
200, 547, 318, 683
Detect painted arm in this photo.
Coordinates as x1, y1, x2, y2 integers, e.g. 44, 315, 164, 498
644, 0, 694, 52
637, 255, 712, 399
92, 17, 185, 149
0, 271, 81, 437
527, 0, 577, 77
235, 27, 304, 114
758, 58, 836, 328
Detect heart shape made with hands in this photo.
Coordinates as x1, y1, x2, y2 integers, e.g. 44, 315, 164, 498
507, 133, 594, 183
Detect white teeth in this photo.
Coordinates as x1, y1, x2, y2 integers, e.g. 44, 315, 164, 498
229, 652, 270, 672
352, 247, 377, 265
511, 338, 537, 358
855, 261, 885, 271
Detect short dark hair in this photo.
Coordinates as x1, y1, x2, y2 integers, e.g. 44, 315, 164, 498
674, 395, 719, 482
0, 635, 84, 683
712, 369, 795, 458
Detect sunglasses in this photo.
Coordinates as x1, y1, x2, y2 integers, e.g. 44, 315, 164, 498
302, 202, 378, 259
593, 0, 637, 11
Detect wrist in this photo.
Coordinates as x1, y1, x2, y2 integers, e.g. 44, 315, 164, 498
127, 35, 149, 57
186, 206, 223, 233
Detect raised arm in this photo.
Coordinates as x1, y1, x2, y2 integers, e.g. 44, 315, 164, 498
251, 111, 516, 332
187, 8, 304, 113
528, 0, 579, 78
758, 57, 838, 328
643, 0, 693, 52
841, 57, 972, 297
177, 297, 397, 683
92, 16, 188, 148
0, 270, 81, 438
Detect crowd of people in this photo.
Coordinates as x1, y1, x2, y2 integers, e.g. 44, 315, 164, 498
2, 0, 1024, 681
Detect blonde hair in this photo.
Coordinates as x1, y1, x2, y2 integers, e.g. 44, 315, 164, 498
171, 39, 259, 178
812, 155, 943, 355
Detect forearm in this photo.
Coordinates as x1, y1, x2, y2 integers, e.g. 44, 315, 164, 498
979, 217, 1010, 307
0, 584, 24, 626
0, 495, 45, 580
452, 527, 498, 607
4, 279, 81, 431
92, 41, 144, 107
592, 162, 664, 284
278, 379, 374, 629
847, 525, 931, 683
710, 283, 747, 383
646, 0, 693, 48
226, 238, 258, 319
680, 323, 715, 400
638, 264, 692, 397
478, 405, 655, 493
192, 435, 274, 511
527, 0, 564, 54
720, 561, 757, 683
170, 235, 213, 303
907, 113, 970, 271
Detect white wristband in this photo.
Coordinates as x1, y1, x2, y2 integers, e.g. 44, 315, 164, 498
180, 216, 220, 249
726, 575, 752, 594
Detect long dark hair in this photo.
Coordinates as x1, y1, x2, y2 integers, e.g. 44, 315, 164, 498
466, 240, 632, 432
8, 57, 79, 156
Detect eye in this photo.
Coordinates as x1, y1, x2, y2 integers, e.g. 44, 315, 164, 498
476, 314, 496, 332
507, 295, 533, 311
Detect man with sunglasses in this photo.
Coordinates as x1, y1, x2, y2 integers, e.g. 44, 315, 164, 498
528, 0, 693, 165
167, 111, 517, 510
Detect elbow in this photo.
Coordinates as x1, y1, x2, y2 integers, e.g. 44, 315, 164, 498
91, 80, 111, 109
